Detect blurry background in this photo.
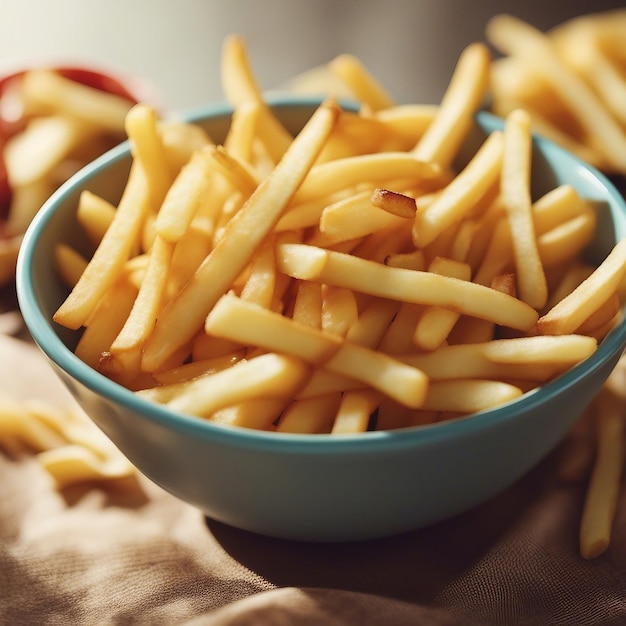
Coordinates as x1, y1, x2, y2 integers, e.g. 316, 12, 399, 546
0, 0, 624, 112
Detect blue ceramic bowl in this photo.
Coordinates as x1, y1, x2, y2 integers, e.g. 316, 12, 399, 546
16, 97, 626, 542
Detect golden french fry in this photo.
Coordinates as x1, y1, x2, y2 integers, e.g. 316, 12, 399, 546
328, 54, 395, 111
73, 274, 139, 370
480, 334, 597, 365
421, 379, 523, 413
239, 239, 278, 309
413, 256, 472, 351
413, 130, 503, 247
400, 342, 558, 382
140, 99, 340, 371
125, 104, 174, 207
165, 216, 214, 298
291, 152, 441, 205
221, 34, 293, 162
158, 353, 310, 418
277, 393, 342, 434
53, 162, 150, 329
54, 244, 88, 289
211, 398, 288, 431
76, 190, 117, 247
378, 302, 423, 354
321, 285, 359, 337
538, 209, 596, 268
207, 144, 259, 195
20, 69, 132, 133
501, 109, 547, 309
375, 105, 439, 149
579, 387, 626, 559
277, 243, 538, 331
331, 390, 381, 434
154, 146, 214, 242
412, 42, 491, 168
110, 236, 174, 353
224, 100, 262, 163
319, 189, 407, 243
538, 237, 626, 335
532, 184, 590, 235
4, 115, 99, 187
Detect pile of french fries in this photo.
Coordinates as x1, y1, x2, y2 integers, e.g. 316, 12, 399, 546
5, 25, 619, 557
0, 66, 138, 285
487, 11, 626, 175
53, 36, 626, 432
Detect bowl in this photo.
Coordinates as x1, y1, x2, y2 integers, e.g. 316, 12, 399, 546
16, 97, 626, 542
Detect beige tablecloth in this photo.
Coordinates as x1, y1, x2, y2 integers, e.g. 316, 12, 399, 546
1, 285, 625, 626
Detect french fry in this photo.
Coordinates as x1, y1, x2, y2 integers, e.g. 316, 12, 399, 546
413, 256, 472, 351
154, 146, 214, 242
72, 273, 139, 370
160, 353, 310, 418
20, 69, 133, 133
277, 393, 342, 434
53, 162, 150, 330
538, 237, 626, 335
400, 342, 559, 382
4, 115, 100, 187
109, 235, 174, 354
579, 387, 626, 559
125, 103, 174, 208
276, 243, 538, 331
537, 209, 596, 269
328, 54, 395, 112
319, 189, 407, 243
412, 130, 503, 247
211, 398, 289, 431
291, 151, 441, 205
221, 34, 293, 162
421, 379, 523, 414
321, 285, 359, 337
331, 390, 381, 434
54, 244, 88, 289
412, 42, 491, 168
76, 190, 117, 248
501, 109, 547, 309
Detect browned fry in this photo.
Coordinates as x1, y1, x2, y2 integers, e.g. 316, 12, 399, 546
370, 188, 417, 218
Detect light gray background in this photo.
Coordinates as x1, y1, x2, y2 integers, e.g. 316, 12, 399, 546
0, 1, 623, 112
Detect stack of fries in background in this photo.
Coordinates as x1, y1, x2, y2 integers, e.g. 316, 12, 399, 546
2, 10, 626, 558
0, 66, 141, 285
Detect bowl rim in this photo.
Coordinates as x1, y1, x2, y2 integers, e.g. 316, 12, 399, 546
16, 95, 626, 453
